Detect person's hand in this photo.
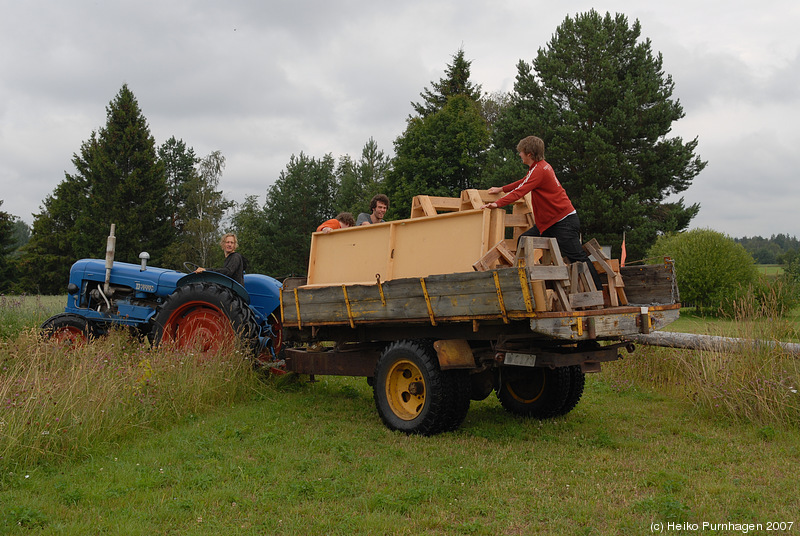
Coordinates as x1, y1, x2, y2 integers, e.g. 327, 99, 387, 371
480, 202, 498, 210
322, 227, 332, 233
194, 267, 205, 273
487, 186, 503, 195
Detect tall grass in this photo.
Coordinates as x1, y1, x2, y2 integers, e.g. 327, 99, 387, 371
0, 295, 64, 338
606, 301, 800, 427
0, 327, 263, 471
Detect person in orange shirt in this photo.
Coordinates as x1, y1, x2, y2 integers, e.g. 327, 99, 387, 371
316, 212, 356, 234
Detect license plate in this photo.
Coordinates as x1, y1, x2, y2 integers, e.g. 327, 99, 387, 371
504, 352, 537, 367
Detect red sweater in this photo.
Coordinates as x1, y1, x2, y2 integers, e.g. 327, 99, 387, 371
496, 160, 575, 233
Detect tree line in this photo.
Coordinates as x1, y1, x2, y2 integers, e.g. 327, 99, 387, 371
735, 235, 800, 265
2, 11, 716, 294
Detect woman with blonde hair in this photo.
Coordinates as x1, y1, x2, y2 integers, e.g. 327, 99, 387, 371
193, 232, 246, 285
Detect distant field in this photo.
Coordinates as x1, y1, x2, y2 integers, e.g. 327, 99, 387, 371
757, 264, 784, 276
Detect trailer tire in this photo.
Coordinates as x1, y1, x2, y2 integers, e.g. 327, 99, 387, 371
439, 369, 471, 433
496, 366, 570, 419
151, 282, 259, 358
373, 340, 459, 435
555, 365, 585, 417
41, 313, 94, 347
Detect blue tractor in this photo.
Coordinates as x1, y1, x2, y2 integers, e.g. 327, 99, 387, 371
40, 226, 283, 362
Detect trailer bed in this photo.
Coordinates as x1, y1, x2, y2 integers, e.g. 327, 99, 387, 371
280, 263, 679, 341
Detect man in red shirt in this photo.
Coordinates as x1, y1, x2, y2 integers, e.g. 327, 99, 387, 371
481, 135, 602, 289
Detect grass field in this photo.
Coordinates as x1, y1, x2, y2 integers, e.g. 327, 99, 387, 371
756, 264, 784, 277
1, 295, 799, 535
2, 374, 799, 535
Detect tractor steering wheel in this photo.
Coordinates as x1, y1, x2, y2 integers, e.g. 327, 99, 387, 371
183, 261, 202, 274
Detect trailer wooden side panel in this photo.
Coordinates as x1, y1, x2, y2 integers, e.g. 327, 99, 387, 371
283, 267, 534, 326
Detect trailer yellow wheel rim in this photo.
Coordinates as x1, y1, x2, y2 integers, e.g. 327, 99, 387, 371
505, 369, 546, 403
384, 359, 426, 420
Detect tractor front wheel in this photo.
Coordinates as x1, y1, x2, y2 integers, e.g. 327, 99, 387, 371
41, 314, 93, 347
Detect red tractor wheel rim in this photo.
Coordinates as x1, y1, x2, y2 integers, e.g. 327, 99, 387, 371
52, 326, 87, 346
163, 300, 235, 353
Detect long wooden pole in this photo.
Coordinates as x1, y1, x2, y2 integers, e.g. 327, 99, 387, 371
629, 332, 800, 356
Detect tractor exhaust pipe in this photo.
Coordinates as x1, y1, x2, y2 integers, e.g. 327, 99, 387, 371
104, 224, 116, 295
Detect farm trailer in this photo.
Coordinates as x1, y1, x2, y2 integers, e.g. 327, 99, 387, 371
279, 190, 681, 435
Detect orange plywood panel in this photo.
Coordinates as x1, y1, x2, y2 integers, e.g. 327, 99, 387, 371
390, 209, 490, 279
306, 209, 494, 286
307, 224, 393, 286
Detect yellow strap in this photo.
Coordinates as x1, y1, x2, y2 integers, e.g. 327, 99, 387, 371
517, 266, 534, 314
293, 288, 302, 329
419, 278, 437, 326
376, 274, 386, 306
342, 285, 355, 329
492, 271, 510, 324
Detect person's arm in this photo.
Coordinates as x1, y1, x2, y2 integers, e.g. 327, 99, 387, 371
495, 169, 538, 207
481, 185, 512, 209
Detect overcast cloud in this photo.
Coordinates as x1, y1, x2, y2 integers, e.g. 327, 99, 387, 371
1, 0, 798, 239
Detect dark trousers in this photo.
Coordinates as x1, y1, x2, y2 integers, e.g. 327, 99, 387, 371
519, 213, 604, 289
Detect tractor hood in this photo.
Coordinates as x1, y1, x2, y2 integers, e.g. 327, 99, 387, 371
69, 258, 184, 297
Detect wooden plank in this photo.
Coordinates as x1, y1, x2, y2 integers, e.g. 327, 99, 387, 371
528, 265, 570, 280
569, 291, 605, 309
473, 241, 515, 271
551, 281, 572, 312
460, 189, 484, 211
411, 195, 437, 218
426, 196, 462, 211
284, 347, 380, 376
504, 213, 532, 227
530, 306, 680, 339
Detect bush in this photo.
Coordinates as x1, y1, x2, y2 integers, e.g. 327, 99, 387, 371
648, 228, 758, 312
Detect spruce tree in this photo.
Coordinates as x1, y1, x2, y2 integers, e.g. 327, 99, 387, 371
491, 11, 706, 261
412, 48, 483, 118
20, 85, 173, 291
335, 138, 391, 216
159, 136, 198, 232
72, 84, 172, 263
388, 48, 490, 218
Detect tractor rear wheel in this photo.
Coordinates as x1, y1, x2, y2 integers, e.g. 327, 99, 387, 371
496, 366, 571, 419
41, 313, 93, 347
151, 282, 259, 358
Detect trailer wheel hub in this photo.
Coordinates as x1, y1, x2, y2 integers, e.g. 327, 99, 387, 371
408, 381, 424, 396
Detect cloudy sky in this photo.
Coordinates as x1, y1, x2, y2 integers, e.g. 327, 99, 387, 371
1, 0, 798, 239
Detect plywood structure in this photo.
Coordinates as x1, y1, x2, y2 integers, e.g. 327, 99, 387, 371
306, 208, 505, 286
